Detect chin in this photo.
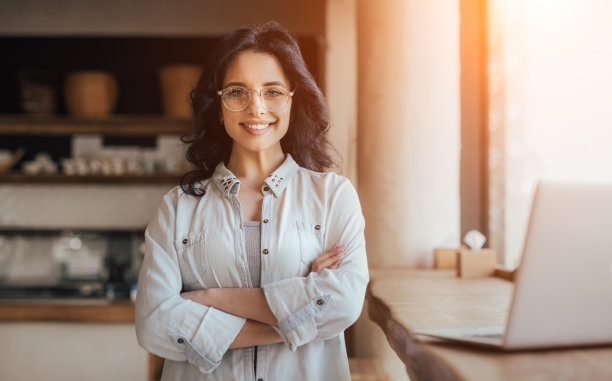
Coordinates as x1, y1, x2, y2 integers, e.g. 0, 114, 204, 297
236, 142, 275, 154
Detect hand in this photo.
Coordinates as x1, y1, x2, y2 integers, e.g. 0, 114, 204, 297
310, 244, 346, 273
180, 289, 208, 305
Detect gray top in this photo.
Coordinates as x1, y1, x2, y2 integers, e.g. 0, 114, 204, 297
243, 220, 261, 288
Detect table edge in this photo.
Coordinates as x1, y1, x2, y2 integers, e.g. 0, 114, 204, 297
366, 281, 463, 381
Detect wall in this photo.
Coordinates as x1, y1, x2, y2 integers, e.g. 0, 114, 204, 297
325, 0, 358, 181
356, 0, 461, 268
460, 0, 488, 240
353, 1, 461, 380
488, 0, 612, 266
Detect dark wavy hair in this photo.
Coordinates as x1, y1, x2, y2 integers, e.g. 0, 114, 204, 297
180, 22, 337, 197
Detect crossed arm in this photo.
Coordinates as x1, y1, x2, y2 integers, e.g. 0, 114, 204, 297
181, 244, 347, 348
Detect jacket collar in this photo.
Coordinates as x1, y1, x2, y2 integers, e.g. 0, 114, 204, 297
212, 154, 299, 198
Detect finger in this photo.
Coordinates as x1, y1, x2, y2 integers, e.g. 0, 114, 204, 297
331, 248, 346, 259
325, 249, 345, 264
332, 244, 346, 253
330, 243, 346, 252
320, 246, 345, 259
317, 250, 346, 270
329, 258, 343, 269
316, 248, 345, 268
314, 254, 340, 270
312, 245, 346, 272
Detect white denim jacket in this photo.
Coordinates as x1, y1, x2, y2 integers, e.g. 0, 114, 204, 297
135, 154, 369, 381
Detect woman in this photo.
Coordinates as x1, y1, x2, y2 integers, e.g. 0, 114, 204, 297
135, 22, 368, 381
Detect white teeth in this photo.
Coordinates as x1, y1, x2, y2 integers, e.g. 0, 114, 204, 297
243, 123, 271, 130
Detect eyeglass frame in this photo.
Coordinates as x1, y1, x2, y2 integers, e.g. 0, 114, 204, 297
217, 85, 295, 112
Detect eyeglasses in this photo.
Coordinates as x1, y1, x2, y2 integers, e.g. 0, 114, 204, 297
217, 86, 294, 112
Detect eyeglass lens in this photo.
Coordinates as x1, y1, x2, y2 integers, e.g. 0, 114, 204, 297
221, 87, 290, 112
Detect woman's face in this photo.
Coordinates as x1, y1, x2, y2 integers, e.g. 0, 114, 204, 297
221, 50, 292, 157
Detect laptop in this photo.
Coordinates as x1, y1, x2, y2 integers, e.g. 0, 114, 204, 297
413, 180, 612, 350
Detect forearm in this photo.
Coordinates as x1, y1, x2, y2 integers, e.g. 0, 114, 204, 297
183, 288, 277, 325
229, 319, 282, 349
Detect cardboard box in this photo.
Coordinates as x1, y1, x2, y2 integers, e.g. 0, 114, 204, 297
456, 249, 497, 278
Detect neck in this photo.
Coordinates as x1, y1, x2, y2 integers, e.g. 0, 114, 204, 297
226, 146, 286, 182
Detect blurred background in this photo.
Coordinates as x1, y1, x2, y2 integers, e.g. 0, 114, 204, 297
0, 0, 610, 380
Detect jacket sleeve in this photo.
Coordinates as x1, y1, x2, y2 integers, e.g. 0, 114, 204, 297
262, 178, 369, 351
135, 190, 246, 374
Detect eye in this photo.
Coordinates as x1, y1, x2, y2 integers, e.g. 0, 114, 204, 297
226, 88, 248, 97
263, 88, 284, 97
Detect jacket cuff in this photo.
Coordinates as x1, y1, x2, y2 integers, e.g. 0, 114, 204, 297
263, 276, 329, 350
170, 304, 246, 373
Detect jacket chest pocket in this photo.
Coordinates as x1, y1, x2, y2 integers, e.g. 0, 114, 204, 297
296, 221, 325, 268
175, 231, 208, 290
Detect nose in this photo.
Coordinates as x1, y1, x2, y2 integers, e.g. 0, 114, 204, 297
245, 89, 266, 115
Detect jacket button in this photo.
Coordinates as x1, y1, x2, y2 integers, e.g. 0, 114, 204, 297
177, 338, 184, 344
315, 224, 321, 230
263, 219, 269, 223
316, 299, 324, 305
182, 239, 188, 244
263, 249, 269, 255
263, 186, 270, 192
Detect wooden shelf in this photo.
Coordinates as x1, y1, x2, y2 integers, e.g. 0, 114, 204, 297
0, 300, 135, 322
0, 172, 182, 184
0, 114, 192, 136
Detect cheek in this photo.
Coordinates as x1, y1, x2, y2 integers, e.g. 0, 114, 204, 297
221, 108, 231, 123
279, 105, 292, 131
276, 113, 290, 137
222, 110, 240, 134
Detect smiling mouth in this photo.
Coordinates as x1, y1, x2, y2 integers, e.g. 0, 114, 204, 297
241, 122, 271, 130
240, 121, 274, 133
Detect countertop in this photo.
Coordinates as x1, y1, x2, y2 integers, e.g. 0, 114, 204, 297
0, 299, 135, 322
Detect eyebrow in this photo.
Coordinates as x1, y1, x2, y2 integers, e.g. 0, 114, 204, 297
223, 81, 289, 88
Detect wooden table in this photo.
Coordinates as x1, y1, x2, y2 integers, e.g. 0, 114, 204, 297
367, 269, 612, 381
